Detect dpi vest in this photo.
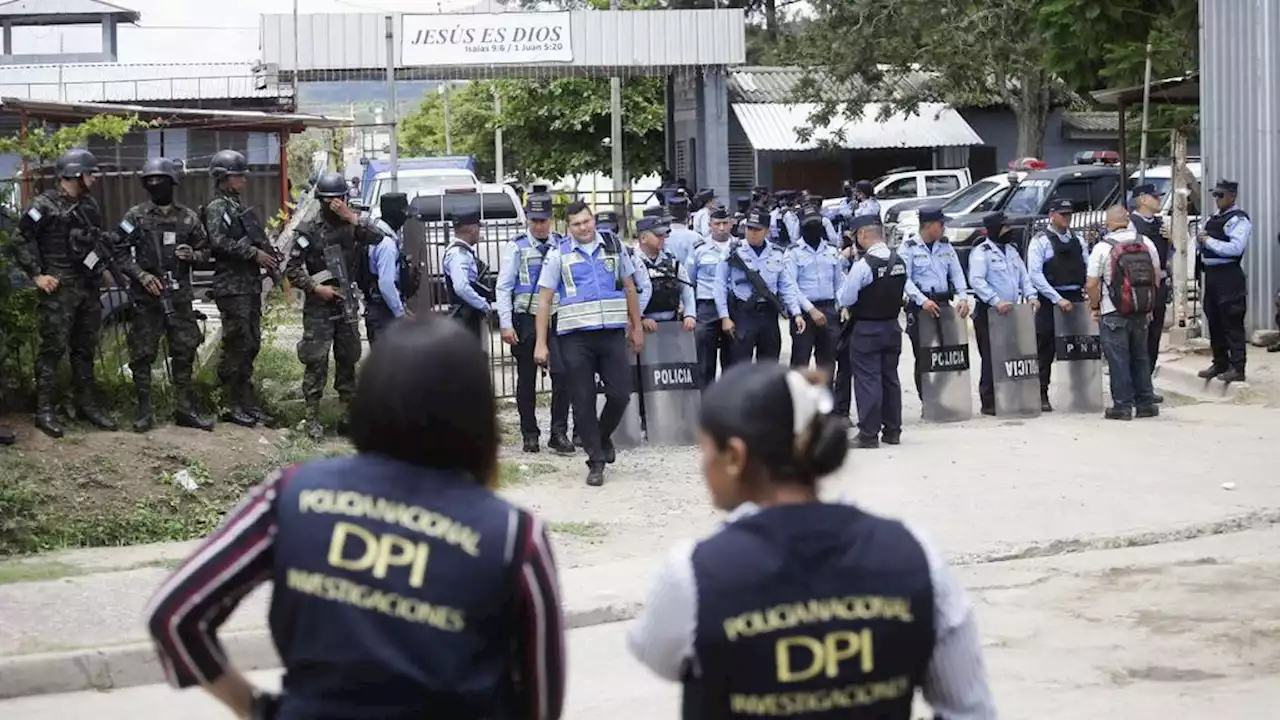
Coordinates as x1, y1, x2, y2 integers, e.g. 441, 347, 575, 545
1040, 230, 1086, 288
856, 252, 908, 320
555, 234, 627, 334
685, 503, 935, 720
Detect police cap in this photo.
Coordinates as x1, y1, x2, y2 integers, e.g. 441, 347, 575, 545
1131, 183, 1161, 198
1048, 198, 1074, 215
734, 195, 751, 213
918, 208, 945, 224
848, 214, 883, 233
1212, 179, 1239, 195
800, 207, 824, 226
526, 193, 553, 221
854, 180, 875, 195
636, 216, 670, 235
453, 211, 482, 228
743, 206, 770, 230
595, 210, 619, 231
667, 189, 690, 207
710, 205, 732, 221
530, 183, 551, 194
694, 188, 715, 205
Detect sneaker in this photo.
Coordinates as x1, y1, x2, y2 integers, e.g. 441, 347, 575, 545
1136, 405, 1160, 418
1105, 407, 1133, 421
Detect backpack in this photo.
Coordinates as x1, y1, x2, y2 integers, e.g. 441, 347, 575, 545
1103, 237, 1157, 315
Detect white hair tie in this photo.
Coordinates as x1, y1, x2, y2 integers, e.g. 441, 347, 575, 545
785, 371, 834, 436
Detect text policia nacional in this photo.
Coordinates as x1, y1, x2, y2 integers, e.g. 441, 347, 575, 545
283, 489, 482, 633
721, 596, 919, 716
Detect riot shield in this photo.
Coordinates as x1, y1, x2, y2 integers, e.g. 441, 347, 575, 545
400, 217, 437, 316
637, 321, 701, 446
916, 305, 973, 423
1050, 302, 1104, 413
988, 303, 1042, 418
596, 364, 644, 449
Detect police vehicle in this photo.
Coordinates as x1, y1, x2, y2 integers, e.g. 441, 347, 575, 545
889, 167, 1032, 245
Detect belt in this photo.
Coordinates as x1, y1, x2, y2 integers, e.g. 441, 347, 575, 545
809, 298, 837, 309
921, 290, 954, 302
696, 298, 717, 305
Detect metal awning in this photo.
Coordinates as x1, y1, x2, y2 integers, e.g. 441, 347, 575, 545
1090, 73, 1200, 107
0, 97, 349, 131
731, 102, 982, 152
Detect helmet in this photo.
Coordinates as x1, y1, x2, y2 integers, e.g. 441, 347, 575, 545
314, 172, 349, 198
208, 149, 249, 179
140, 157, 181, 184
56, 148, 100, 179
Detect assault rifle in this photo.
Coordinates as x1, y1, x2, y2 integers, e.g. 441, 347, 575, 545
322, 243, 362, 328
239, 206, 285, 289
68, 202, 118, 277
726, 248, 787, 319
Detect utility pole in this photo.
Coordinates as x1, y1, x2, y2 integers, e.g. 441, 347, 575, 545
443, 84, 454, 154
385, 14, 399, 192
493, 86, 504, 182
1137, 40, 1154, 184
609, 0, 624, 233
292, 0, 300, 110
1171, 129, 1194, 340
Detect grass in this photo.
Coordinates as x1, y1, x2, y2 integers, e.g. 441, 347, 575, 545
549, 521, 607, 538
0, 560, 82, 584
498, 460, 558, 488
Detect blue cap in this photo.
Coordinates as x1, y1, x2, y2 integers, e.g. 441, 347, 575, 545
744, 206, 769, 229
595, 210, 619, 231
694, 188, 715, 205
525, 193, 553, 221
667, 189, 690, 207
710, 205, 731, 221
800, 206, 823, 225
1049, 198, 1074, 214
919, 208, 945, 224
636, 216, 669, 235
848, 214, 883, 233
453, 211, 481, 228
1212, 179, 1239, 195
1131, 183, 1161, 198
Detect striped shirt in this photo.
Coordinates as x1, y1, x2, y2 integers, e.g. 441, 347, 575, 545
143, 464, 566, 720
626, 502, 997, 719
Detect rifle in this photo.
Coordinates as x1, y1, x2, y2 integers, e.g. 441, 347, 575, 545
322, 243, 362, 328
726, 248, 787, 318
239, 206, 285, 289
68, 202, 117, 276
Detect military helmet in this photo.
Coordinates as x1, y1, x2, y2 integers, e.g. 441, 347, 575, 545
55, 148, 100, 179
140, 157, 181, 184
208, 149, 249, 179
314, 172, 350, 198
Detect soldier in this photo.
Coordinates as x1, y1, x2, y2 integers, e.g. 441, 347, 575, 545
285, 172, 380, 441
838, 214, 909, 449
442, 212, 492, 339
663, 191, 700, 266
714, 206, 804, 365
970, 212, 1040, 416
902, 208, 970, 394
365, 192, 413, 344
634, 216, 697, 330
690, 207, 735, 387
204, 149, 280, 428
1196, 179, 1251, 384
786, 204, 844, 380
496, 191, 576, 455
1027, 199, 1090, 411
12, 148, 118, 437
115, 158, 214, 433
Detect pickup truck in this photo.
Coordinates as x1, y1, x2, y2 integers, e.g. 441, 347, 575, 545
822, 167, 972, 220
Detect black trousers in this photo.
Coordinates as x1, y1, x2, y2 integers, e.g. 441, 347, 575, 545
790, 300, 840, 373
849, 319, 903, 440
727, 303, 782, 365
1203, 263, 1248, 372
1034, 289, 1084, 397
1146, 279, 1169, 372
694, 300, 730, 389
559, 328, 630, 467
512, 313, 572, 439
364, 299, 395, 345
973, 302, 994, 411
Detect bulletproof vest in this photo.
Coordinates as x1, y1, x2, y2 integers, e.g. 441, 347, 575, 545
685, 504, 935, 720
122, 203, 202, 301
296, 219, 359, 304
1201, 209, 1249, 260
269, 455, 530, 718
644, 251, 683, 314
444, 240, 487, 307
1129, 212, 1169, 269
21, 189, 90, 274
1041, 230, 1087, 287
856, 251, 908, 320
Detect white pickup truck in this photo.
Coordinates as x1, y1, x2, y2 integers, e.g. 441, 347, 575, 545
822, 167, 972, 219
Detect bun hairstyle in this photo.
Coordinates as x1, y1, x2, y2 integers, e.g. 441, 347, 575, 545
699, 364, 848, 484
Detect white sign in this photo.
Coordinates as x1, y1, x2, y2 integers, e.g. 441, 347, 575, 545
402, 12, 574, 66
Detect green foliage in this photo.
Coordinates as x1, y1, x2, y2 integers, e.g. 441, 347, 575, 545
0, 114, 155, 164
399, 77, 665, 183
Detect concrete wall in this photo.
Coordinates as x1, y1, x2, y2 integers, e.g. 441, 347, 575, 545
958, 107, 1117, 169
666, 68, 730, 199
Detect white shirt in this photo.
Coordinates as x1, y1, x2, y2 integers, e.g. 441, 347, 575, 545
1086, 228, 1162, 316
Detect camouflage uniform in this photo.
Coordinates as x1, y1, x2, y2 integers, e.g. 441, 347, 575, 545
12, 188, 117, 427
285, 214, 379, 432
203, 188, 266, 415
115, 201, 210, 417
0, 307, 14, 445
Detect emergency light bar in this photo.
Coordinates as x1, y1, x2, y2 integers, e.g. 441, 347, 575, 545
1008, 157, 1047, 171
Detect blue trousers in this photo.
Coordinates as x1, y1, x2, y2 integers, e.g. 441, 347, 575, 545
849, 319, 903, 440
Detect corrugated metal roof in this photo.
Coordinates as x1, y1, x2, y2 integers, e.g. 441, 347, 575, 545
0, 63, 288, 102
731, 102, 983, 151
728, 66, 933, 104
260, 9, 746, 74
0, 96, 348, 129
1061, 111, 1119, 133
0, 0, 138, 22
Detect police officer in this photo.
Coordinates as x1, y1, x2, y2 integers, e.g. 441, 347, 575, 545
838, 214, 908, 448
690, 207, 736, 387
840, 179, 881, 220
628, 362, 996, 718
1027, 199, 1090, 411
779, 194, 840, 248
115, 158, 214, 433
204, 149, 280, 428
970, 212, 1040, 416
146, 318, 567, 720
365, 192, 413, 344
1196, 179, 1251, 383
442, 211, 492, 339
1129, 183, 1170, 394
634, 216, 697, 331
12, 148, 118, 437
902, 208, 970, 394
595, 209, 620, 237
715, 206, 804, 365
731, 196, 751, 239
285, 172, 380, 441
533, 201, 646, 487
664, 190, 700, 266
768, 190, 799, 246
496, 191, 575, 455
690, 188, 716, 237
786, 204, 844, 377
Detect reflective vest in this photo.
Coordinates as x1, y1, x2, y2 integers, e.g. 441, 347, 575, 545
512, 233, 560, 316
270, 454, 531, 719
685, 504, 936, 720
555, 234, 628, 334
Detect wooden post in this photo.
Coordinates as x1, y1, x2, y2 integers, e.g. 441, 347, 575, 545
1117, 102, 1127, 177
278, 129, 290, 212
1170, 128, 1193, 342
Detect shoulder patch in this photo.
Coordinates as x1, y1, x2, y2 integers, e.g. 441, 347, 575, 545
296, 235, 311, 249
118, 219, 136, 235
26, 207, 42, 223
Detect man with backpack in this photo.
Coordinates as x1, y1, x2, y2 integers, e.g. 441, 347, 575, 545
1087, 206, 1163, 421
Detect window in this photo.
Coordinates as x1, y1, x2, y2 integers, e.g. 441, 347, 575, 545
925, 174, 961, 196
410, 192, 520, 223
877, 177, 919, 200
376, 174, 477, 201
940, 180, 998, 213
1088, 175, 1120, 208
973, 186, 1011, 213
1004, 179, 1051, 215
1046, 180, 1092, 212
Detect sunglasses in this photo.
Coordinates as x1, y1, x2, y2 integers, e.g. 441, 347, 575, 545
1211, 191, 1226, 198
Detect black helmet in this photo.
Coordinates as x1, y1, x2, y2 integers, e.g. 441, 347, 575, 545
209, 149, 249, 179
56, 148, 100, 179
314, 172, 349, 198
140, 157, 181, 184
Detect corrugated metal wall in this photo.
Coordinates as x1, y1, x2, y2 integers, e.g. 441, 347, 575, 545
1201, 0, 1280, 332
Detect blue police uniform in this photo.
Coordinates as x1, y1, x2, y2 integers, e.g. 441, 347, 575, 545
690, 189, 716, 237
634, 245, 696, 323
495, 196, 574, 448
838, 240, 908, 446
443, 213, 491, 338
787, 214, 845, 376
366, 219, 407, 344
1198, 181, 1252, 379
666, 221, 699, 267
537, 232, 638, 475
901, 214, 969, 394
714, 208, 802, 365
690, 224, 734, 388
969, 217, 1038, 413
1027, 221, 1089, 404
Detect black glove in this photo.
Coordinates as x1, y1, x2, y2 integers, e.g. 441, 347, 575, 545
250, 689, 282, 720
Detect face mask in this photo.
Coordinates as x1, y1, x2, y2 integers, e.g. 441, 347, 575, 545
321, 205, 344, 225
145, 179, 174, 206
381, 209, 407, 231
801, 224, 824, 245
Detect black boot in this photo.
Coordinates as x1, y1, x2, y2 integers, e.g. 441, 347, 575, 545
304, 408, 324, 442
76, 396, 118, 432
242, 386, 278, 428
133, 388, 155, 433
1218, 368, 1246, 384
548, 432, 575, 455
0, 426, 16, 446
522, 434, 541, 453
1197, 364, 1226, 379
222, 406, 258, 428
585, 463, 605, 487
34, 411, 64, 439
1040, 394, 1053, 412
602, 438, 617, 464
174, 390, 214, 432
